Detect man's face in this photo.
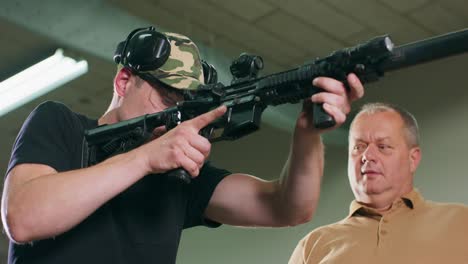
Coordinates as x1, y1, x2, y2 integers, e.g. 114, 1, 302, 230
147, 82, 185, 138
347, 110, 420, 207
122, 77, 184, 119
147, 82, 184, 110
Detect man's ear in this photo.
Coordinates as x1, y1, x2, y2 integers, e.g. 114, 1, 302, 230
409, 147, 422, 173
114, 67, 132, 97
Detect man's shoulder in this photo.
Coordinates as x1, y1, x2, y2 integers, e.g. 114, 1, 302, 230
296, 218, 351, 256
414, 199, 468, 234
303, 217, 351, 241
28, 101, 76, 121
35, 100, 71, 112
423, 199, 468, 215
31, 101, 93, 126
18, 101, 75, 132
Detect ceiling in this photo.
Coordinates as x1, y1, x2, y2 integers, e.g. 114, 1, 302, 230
2, 0, 468, 69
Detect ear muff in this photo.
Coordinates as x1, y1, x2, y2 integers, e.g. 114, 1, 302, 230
114, 26, 171, 72
201, 60, 218, 85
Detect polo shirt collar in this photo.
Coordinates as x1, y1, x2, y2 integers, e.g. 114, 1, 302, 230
348, 189, 424, 217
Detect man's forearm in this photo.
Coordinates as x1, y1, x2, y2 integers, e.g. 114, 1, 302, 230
278, 133, 324, 225
2, 149, 148, 243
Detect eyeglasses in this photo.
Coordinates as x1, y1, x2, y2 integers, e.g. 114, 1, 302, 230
113, 26, 171, 72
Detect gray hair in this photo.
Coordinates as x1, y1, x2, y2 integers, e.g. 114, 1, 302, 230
350, 102, 420, 147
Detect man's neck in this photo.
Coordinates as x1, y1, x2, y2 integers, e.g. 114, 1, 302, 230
98, 109, 119, 126
358, 187, 414, 214
357, 199, 393, 214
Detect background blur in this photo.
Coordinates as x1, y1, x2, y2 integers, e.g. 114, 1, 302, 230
0, 0, 467, 263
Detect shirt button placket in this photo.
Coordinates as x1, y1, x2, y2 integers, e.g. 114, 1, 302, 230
377, 217, 388, 246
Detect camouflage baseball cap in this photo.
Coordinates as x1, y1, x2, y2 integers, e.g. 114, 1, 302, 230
140, 32, 205, 90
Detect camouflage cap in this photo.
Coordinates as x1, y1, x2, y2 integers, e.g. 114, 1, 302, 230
140, 32, 205, 90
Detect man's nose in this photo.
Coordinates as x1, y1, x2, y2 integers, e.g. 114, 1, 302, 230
361, 145, 377, 163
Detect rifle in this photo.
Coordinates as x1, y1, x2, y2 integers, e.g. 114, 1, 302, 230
82, 28, 468, 184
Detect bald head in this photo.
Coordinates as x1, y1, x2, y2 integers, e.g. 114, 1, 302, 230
350, 103, 420, 148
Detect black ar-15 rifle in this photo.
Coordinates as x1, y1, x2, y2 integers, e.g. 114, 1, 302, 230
82, 28, 468, 184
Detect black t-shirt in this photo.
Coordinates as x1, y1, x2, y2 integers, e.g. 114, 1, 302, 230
5, 101, 230, 264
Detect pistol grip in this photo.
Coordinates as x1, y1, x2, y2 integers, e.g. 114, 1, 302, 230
313, 103, 336, 129
167, 168, 192, 184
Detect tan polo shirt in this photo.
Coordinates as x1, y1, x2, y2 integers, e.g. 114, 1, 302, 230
289, 189, 468, 264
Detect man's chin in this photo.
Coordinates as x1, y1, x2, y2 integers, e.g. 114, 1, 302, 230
361, 183, 389, 196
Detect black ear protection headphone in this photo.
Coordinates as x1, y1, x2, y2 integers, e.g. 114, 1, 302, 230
114, 26, 171, 72
201, 60, 218, 85
114, 26, 218, 85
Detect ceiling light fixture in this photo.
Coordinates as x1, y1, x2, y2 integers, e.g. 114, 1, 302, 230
0, 49, 88, 116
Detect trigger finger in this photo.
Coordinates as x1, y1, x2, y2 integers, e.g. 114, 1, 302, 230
347, 73, 364, 100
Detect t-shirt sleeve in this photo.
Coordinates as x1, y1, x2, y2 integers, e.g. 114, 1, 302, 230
6, 101, 74, 175
183, 161, 231, 229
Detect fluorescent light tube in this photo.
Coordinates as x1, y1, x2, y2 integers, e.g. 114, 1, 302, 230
0, 49, 88, 116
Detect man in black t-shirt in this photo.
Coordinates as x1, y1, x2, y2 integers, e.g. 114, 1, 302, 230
2, 27, 364, 263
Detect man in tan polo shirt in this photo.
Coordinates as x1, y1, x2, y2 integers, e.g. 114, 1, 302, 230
289, 102, 468, 264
